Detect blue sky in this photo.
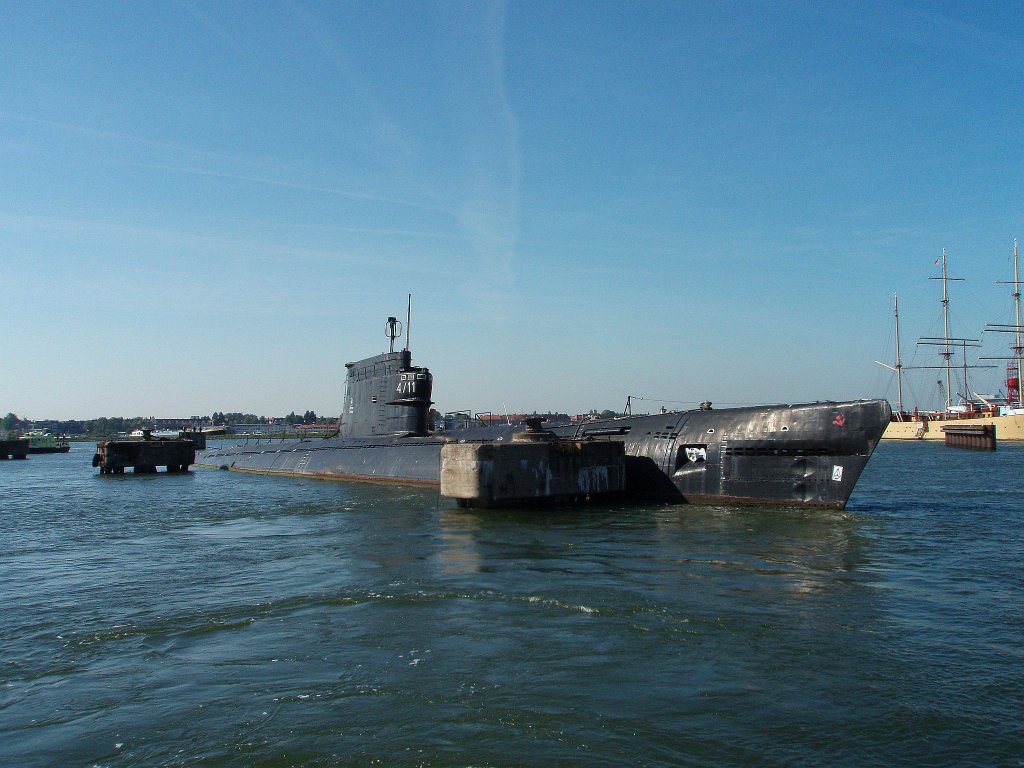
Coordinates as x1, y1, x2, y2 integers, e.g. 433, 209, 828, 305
2, 1, 1022, 420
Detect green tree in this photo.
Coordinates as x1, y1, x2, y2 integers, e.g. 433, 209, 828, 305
2, 412, 19, 432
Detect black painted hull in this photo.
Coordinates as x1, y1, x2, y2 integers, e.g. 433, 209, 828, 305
196, 399, 891, 508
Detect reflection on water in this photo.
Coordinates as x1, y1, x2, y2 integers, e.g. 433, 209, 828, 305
434, 500, 869, 602
436, 509, 484, 575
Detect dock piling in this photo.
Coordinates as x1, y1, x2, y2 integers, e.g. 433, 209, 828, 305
942, 424, 997, 450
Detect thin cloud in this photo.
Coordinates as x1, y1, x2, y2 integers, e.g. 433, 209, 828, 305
128, 162, 454, 215
0, 110, 249, 165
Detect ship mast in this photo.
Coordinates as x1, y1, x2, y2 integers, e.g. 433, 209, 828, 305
1012, 239, 1022, 408
917, 249, 985, 411
983, 238, 1024, 408
1016, 239, 1022, 408
894, 292, 904, 412
929, 249, 959, 411
874, 292, 904, 413
940, 250, 953, 409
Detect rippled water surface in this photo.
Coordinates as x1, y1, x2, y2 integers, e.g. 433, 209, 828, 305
1, 441, 1021, 766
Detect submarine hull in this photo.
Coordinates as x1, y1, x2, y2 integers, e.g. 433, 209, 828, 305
196, 398, 891, 508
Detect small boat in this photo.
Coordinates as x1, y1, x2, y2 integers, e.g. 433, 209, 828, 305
24, 430, 71, 454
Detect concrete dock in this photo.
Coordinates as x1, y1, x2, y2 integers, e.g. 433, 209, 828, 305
440, 419, 625, 508
93, 429, 200, 474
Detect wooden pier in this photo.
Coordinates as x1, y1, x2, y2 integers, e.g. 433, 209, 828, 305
942, 424, 997, 451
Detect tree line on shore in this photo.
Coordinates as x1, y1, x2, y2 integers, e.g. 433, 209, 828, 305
2, 411, 334, 438
3, 407, 627, 439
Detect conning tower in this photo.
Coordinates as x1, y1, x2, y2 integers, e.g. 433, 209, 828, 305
339, 316, 433, 437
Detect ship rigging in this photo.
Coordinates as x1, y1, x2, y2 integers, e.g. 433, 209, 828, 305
878, 242, 1024, 440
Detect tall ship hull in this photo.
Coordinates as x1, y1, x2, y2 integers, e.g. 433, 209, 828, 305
195, 316, 890, 509
883, 408, 1024, 441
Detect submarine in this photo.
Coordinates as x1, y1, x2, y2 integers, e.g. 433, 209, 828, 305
195, 314, 891, 508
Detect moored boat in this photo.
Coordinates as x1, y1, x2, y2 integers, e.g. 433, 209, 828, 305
879, 243, 1024, 441
24, 430, 71, 454
883, 405, 1024, 441
195, 312, 890, 508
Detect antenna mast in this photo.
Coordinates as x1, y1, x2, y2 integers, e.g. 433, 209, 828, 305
386, 316, 402, 353
405, 293, 412, 351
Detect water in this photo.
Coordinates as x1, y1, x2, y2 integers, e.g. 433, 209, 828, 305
1, 442, 1021, 767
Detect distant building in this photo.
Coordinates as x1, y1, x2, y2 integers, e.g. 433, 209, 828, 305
295, 423, 338, 437
152, 418, 195, 430
229, 423, 278, 436
438, 412, 571, 430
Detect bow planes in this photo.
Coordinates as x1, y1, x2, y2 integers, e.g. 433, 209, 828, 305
195, 315, 890, 509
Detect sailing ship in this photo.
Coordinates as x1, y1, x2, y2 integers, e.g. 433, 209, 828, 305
879, 243, 1024, 440
195, 307, 890, 508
